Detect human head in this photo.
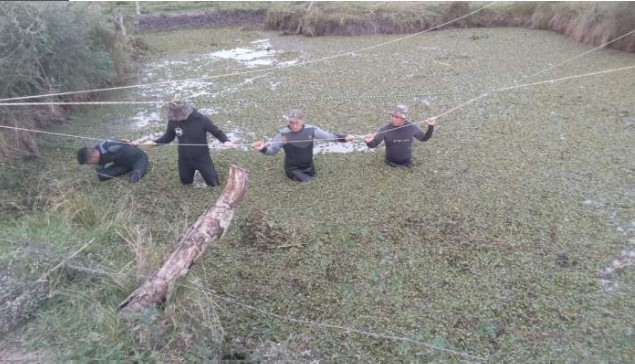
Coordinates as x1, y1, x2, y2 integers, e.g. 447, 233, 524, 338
167, 99, 194, 121
285, 109, 305, 132
77, 147, 100, 165
390, 105, 408, 126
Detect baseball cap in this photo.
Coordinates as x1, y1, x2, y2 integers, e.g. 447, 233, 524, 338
391, 105, 408, 119
285, 109, 304, 122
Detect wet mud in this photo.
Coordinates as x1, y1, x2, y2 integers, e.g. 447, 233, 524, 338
139, 10, 266, 32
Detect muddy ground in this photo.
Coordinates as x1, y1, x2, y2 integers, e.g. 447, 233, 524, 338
139, 10, 266, 32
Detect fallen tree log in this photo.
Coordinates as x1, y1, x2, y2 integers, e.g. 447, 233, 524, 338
119, 164, 249, 313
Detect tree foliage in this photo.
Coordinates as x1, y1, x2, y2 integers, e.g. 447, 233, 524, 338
0, 2, 114, 99
0, 2, 132, 163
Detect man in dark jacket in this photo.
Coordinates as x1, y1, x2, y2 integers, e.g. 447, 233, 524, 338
77, 139, 148, 183
364, 105, 436, 167
252, 109, 354, 183
134, 99, 234, 186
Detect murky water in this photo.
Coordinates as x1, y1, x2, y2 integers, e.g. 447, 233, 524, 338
40, 26, 635, 359
206, 39, 299, 68
599, 249, 635, 292
126, 37, 382, 155
137, 38, 295, 100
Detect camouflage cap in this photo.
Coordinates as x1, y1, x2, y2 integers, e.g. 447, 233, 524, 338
285, 109, 304, 122
167, 99, 194, 121
391, 104, 408, 119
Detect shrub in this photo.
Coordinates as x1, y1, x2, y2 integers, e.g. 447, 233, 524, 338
0, 2, 113, 99
0, 2, 136, 163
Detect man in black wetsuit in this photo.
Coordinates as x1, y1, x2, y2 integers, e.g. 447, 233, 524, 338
252, 109, 354, 183
364, 105, 436, 167
134, 99, 234, 186
77, 139, 148, 183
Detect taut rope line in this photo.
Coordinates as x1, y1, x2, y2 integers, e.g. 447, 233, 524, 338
1, 62, 632, 149
2, 63, 633, 147
0, 125, 104, 142
0, 3, 497, 103
370, 64, 635, 136
524, 28, 635, 81
185, 282, 488, 361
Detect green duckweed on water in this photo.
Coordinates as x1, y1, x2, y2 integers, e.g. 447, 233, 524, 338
1, 26, 634, 362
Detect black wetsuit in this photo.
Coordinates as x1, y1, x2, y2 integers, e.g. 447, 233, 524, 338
366, 120, 434, 167
154, 109, 229, 186
260, 124, 347, 182
94, 140, 148, 183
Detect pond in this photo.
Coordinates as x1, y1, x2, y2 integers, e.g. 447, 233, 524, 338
63, 26, 635, 361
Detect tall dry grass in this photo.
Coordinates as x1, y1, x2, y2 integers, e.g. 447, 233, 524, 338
264, 2, 635, 52
491, 2, 635, 51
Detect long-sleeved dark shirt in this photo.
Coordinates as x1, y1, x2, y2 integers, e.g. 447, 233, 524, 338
366, 120, 434, 165
154, 109, 228, 160
95, 140, 148, 183
95, 140, 144, 170
260, 124, 347, 171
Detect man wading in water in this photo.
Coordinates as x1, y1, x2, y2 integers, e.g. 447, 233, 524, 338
365, 105, 436, 167
253, 109, 354, 183
133, 99, 234, 186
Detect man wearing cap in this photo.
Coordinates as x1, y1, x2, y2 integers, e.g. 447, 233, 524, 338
77, 139, 149, 183
252, 109, 354, 183
133, 99, 234, 186
364, 105, 436, 167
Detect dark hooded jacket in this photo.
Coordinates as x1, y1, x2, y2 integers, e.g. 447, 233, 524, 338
154, 109, 229, 160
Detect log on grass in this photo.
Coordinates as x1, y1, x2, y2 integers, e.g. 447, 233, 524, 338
119, 164, 249, 313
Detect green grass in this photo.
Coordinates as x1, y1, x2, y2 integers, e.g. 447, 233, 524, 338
1, 25, 634, 362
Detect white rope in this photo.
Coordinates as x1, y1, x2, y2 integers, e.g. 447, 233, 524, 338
524, 28, 635, 80
0, 124, 358, 148
0, 2, 497, 103
1, 230, 485, 360
427, 25, 635, 121
0, 101, 161, 106
0, 92, 454, 107
0, 238, 485, 363
365, 64, 635, 135
434, 93, 490, 119
184, 283, 488, 362
492, 65, 635, 93
2, 63, 633, 148
0, 125, 104, 142
423, 27, 635, 123
3, 12, 630, 111
355, 94, 490, 139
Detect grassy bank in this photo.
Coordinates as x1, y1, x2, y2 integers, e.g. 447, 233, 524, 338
124, 2, 635, 53
265, 2, 635, 53
1, 23, 634, 363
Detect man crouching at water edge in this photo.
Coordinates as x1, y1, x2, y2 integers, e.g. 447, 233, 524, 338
77, 139, 149, 183
252, 109, 354, 183
364, 105, 436, 168
132, 99, 234, 187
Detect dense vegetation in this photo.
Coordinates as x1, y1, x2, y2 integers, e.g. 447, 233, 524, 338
0, 2, 136, 163
2, 2, 633, 163
1, 1, 633, 362
265, 1, 635, 55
